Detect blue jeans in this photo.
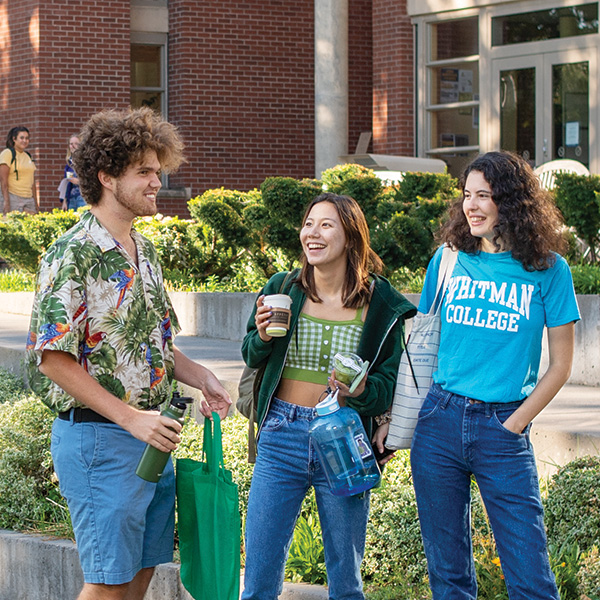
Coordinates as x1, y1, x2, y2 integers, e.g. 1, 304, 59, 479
411, 384, 558, 600
68, 192, 86, 210
242, 398, 370, 600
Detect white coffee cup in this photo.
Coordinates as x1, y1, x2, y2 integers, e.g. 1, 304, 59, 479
264, 294, 293, 337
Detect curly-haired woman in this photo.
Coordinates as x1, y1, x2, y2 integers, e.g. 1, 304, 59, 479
409, 151, 579, 599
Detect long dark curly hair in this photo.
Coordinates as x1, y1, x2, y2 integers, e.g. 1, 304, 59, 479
440, 151, 567, 270
5, 126, 29, 149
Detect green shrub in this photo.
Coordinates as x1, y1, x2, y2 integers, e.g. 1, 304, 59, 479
321, 163, 383, 222
188, 184, 309, 280
554, 173, 600, 263
548, 542, 582, 600
578, 546, 600, 598
0, 367, 26, 401
0, 269, 35, 292
545, 455, 600, 554
373, 173, 459, 273
570, 264, 600, 294
0, 220, 40, 273
285, 492, 327, 585
135, 213, 246, 284
365, 583, 430, 600
0, 169, 463, 285
259, 177, 322, 267
388, 267, 426, 294
0, 210, 81, 273
0, 379, 70, 535
363, 451, 428, 587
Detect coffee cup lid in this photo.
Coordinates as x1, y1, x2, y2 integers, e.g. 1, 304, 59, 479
263, 294, 292, 307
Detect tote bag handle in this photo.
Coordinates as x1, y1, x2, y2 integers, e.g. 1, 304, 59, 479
429, 245, 458, 316
202, 413, 224, 474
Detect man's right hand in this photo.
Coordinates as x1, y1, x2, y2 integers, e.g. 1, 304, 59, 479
39, 349, 184, 451
123, 409, 183, 452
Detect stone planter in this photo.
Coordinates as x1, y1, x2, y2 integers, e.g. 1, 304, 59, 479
0, 529, 328, 600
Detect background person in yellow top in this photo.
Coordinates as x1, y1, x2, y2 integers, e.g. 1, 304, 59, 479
0, 126, 37, 215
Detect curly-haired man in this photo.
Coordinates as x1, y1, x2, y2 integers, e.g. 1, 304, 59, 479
27, 107, 231, 600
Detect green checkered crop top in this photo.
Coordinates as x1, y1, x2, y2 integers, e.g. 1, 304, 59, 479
281, 307, 365, 385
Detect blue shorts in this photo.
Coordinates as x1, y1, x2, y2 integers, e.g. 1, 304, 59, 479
51, 417, 175, 584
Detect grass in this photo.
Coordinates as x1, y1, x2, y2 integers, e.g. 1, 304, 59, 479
365, 583, 431, 599
0, 269, 36, 292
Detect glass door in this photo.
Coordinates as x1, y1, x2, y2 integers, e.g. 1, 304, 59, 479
492, 49, 594, 168
550, 59, 589, 165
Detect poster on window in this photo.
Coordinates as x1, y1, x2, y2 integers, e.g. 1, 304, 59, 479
458, 69, 473, 100
566, 122, 580, 147
440, 68, 459, 103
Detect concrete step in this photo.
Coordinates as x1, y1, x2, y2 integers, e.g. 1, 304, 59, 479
0, 529, 328, 600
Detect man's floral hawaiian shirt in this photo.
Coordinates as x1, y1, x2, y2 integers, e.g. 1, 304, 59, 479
27, 210, 180, 413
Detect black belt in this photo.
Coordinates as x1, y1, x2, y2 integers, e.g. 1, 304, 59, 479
58, 407, 114, 424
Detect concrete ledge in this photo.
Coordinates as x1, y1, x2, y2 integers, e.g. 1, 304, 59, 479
0, 529, 192, 600
0, 529, 328, 600
169, 291, 255, 341
0, 346, 26, 379
0, 292, 33, 316
1, 291, 597, 385
532, 429, 600, 477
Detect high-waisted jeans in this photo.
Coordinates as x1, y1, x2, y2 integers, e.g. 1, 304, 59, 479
241, 398, 370, 600
411, 383, 559, 600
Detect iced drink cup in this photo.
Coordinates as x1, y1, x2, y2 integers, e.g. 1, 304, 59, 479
264, 294, 293, 337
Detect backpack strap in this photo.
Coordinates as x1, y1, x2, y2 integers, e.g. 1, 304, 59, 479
244, 267, 300, 463
9, 148, 17, 180
9, 148, 33, 181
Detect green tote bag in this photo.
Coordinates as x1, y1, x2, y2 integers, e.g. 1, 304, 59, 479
176, 413, 241, 600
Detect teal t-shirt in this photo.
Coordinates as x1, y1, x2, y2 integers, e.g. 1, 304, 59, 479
419, 247, 580, 403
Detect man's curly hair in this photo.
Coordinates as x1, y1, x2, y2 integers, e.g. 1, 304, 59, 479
72, 107, 185, 205
440, 151, 567, 271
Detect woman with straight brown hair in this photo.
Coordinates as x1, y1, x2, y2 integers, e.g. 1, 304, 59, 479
240, 192, 416, 600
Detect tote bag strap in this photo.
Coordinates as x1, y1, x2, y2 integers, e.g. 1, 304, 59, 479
203, 413, 224, 473
428, 245, 458, 316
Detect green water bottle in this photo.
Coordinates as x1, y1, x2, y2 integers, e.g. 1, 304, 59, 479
135, 392, 192, 482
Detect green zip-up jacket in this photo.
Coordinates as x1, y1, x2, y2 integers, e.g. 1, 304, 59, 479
241, 270, 417, 443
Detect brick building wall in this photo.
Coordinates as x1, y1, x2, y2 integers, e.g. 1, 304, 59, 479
168, 0, 316, 212
1, 1, 381, 217
1, 0, 131, 212
349, 0, 374, 154
372, 0, 415, 156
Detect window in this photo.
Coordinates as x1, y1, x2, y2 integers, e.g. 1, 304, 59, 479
426, 17, 480, 176
492, 4, 598, 46
130, 42, 166, 114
